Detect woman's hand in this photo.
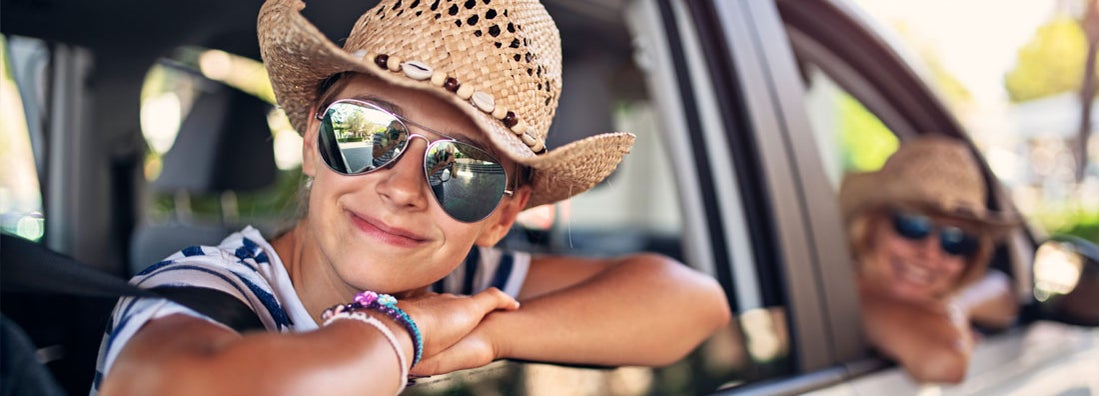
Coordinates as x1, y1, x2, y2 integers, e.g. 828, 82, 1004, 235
859, 288, 973, 383
399, 287, 519, 376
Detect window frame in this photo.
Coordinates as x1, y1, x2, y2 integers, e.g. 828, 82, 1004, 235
678, 0, 867, 376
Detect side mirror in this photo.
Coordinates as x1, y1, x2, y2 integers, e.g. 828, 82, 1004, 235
1032, 235, 1099, 326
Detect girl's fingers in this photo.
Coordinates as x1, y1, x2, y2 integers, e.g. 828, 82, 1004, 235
472, 287, 520, 312
410, 334, 493, 376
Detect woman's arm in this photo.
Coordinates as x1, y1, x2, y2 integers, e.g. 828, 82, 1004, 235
954, 270, 1019, 330
859, 289, 973, 384
415, 253, 730, 374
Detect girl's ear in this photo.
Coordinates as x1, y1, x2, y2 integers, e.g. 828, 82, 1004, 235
301, 109, 319, 178
475, 185, 533, 246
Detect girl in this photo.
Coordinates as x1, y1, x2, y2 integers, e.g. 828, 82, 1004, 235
94, 0, 731, 394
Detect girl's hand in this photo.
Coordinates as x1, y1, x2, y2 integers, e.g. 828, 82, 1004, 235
399, 287, 519, 375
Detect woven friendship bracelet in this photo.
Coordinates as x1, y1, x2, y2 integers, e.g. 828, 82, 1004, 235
322, 311, 408, 391
323, 291, 424, 366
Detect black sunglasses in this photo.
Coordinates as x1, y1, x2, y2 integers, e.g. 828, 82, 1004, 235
316, 99, 512, 223
890, 211, 979, 257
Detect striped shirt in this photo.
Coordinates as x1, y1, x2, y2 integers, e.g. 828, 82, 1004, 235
90, 226, 529, 394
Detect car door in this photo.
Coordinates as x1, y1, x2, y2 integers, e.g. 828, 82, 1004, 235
709, 0, 1099, 394
404, 0, 867, 393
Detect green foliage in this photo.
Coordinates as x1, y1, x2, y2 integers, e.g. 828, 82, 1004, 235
1034, 204, 1099, 244
839, 94, 899, 172
1063, 217, 1099, 244
1004, 17, 1094, 103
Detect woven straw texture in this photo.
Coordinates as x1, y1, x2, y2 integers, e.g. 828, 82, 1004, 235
839, 135, 1017, 228
258, 0, 635, 208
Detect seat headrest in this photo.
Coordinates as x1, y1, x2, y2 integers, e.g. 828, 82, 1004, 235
153, 79, 277, 194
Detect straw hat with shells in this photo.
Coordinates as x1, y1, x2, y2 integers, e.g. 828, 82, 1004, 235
258, 0, 635, 209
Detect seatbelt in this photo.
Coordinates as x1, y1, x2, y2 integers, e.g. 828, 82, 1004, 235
1, 233, 264, 333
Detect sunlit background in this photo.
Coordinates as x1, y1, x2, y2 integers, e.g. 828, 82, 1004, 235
852, 0, 1099, 242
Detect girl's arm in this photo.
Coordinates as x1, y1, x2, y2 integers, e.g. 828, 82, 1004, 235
101, 314, 411, 396
102, 288, 518, 396
413, 253, 731, 374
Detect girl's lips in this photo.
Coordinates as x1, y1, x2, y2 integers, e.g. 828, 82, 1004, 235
348, 211, 427, 247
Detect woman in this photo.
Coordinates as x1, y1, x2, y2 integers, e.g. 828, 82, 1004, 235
93, 0, 731, 394
839, 135, 1020, 384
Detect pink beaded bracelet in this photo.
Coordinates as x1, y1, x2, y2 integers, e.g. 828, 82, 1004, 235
322, 311, 408, 392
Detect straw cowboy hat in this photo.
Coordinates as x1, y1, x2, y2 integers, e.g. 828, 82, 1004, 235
838, 135, 1019, 232
257, 0, 635, 208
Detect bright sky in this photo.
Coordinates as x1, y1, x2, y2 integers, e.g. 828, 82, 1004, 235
851, 0, 1054, 106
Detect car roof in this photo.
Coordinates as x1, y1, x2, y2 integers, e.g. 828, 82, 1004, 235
0, 1, 365, 61
0, 0, 629, 63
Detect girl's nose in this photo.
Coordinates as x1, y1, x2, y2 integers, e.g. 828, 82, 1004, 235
375, 138, 430, 212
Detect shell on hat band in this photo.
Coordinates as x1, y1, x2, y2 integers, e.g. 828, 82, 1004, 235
361, 52, 547, 154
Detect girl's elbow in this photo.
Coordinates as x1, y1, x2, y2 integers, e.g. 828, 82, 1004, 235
700, 276, 733, 329
650, 254, 732, 329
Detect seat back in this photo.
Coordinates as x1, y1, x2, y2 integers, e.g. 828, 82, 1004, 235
130, 76, 277, 274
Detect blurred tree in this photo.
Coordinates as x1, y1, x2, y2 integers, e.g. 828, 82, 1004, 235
1004, 17, 1090, 103
1005, 4, 1099, 182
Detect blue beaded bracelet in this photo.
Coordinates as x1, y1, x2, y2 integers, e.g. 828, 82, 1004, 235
322, 291, 424, 366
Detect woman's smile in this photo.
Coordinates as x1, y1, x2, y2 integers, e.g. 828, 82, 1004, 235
890, 258, 935, 290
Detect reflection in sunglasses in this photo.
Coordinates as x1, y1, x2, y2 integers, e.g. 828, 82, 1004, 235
317, 99, 512, 222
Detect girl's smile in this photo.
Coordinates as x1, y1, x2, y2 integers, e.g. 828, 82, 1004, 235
347, 208, 430, 248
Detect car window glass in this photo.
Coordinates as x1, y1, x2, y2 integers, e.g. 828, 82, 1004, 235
404, 1, 794, 393
802, 63, 899, 189
0, 35, 45, 242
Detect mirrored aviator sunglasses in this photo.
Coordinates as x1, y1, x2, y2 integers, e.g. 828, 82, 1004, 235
890, 211, 980, 257
316, 99, 512, 223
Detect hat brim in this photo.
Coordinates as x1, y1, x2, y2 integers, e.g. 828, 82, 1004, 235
839, 169, 1021, 236
258, 0, 635, 209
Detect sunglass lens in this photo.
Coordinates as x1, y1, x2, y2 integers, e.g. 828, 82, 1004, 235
892, 212, 932, 240
940, 227, 978, 256
425, 141, 508, 222
318, 102, 408, 175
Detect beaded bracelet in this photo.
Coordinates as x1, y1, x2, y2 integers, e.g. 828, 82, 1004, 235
322, 311, 408, 392
322, 291, 424, 366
